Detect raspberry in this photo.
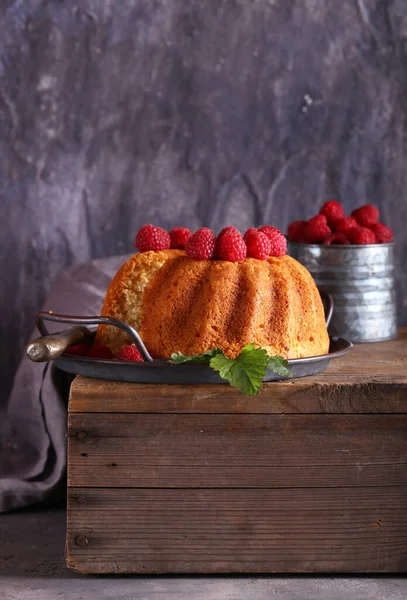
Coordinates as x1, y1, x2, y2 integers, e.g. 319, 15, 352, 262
245, 230, 271, 260
287, 220, 307, 242
135, 224, 171, 252
371, 222, 393, 244
334, 216, 358, 236
323, 232, 350, 245
117, 344, 143, 362
258, 226, 287, 256
169, 227, 192, 249
87, 343, 114, 359
258, 225, 280, 239
215, 231, 247, 262
258, 227, 287, 256
351, 204, 379, 227
350, 226, 376, 245
243, 227, 258, 241
319, 200, 345, 227
218, 226, 240, 237
66, 343, 88, 357
303, 215, 331, 243
186, 227, 216, 260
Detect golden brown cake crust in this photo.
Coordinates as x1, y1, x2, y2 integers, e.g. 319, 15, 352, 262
97, 251, 330, 360
140, 254, 329, 359
95, 249, 183, 355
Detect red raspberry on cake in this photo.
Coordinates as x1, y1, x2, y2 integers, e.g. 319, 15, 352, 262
334, 216, 358, 237
371, 222, 393, 243
169, 227, 192, 249
258, 225, 280, 238
303, 215, 331, 243
287, 220, 307, 242
245, 230, 271, 260
258, 226, 287, 256
215, 231, 247, 261
319, 200, 345, 227
135, 225, 171, 252
186, 227, 216, 260
117, 344, 143, 362
323, 232, 350, 245
243, 227, 258, 241
351, 204, 379, 228
350, 226, 376, 245
87, 343, 114, 359
218, 226, 240, 237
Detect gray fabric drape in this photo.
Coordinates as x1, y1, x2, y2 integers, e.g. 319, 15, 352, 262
0, 255, 128, 513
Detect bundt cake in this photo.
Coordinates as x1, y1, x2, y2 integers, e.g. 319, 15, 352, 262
96, 247, 330, 360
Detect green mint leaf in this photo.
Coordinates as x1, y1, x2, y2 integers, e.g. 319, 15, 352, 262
169, 345, 291, 394
169, 348, 223, 364
209, 343, 268, 396
267, 355, 291, 378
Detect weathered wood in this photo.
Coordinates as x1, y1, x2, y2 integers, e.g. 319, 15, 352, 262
66, 333, 407, 573
66, 487, 407, 574
69, 330, 407, 414
68, 414, 407, 488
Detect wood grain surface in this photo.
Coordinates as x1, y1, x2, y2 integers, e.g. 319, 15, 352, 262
67, 487, 407, 573
69, 330, 407, 414
66, 332, 407, 573
2, 0, 407, 406
68, 414, 407, 488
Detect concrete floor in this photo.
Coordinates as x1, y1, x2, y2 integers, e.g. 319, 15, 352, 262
0, 505, 406, 600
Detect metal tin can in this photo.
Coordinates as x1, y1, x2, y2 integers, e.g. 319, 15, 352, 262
288, 242, 397, 343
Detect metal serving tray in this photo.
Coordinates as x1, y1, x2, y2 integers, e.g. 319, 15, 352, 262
26, 291, 352, 384
53, 336, 352, 384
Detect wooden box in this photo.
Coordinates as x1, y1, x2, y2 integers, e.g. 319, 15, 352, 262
67, 332, 407, 574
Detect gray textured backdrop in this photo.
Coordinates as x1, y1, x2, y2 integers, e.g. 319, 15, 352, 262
1, 0, 407, 405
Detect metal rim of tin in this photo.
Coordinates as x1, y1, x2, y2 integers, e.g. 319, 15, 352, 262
288, 241, 395, 249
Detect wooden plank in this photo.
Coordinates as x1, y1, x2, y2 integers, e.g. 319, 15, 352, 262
68, 380, 407, 414
66, 487, 407, 573
67, 414, 407, 488
68, 330, 407, 414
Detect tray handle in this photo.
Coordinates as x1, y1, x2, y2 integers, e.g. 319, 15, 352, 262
319, 290, 334, 327
26, 325, 90, 363
27, 312, 153, 362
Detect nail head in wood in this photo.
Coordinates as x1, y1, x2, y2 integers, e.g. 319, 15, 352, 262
75, 535, 89, 548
